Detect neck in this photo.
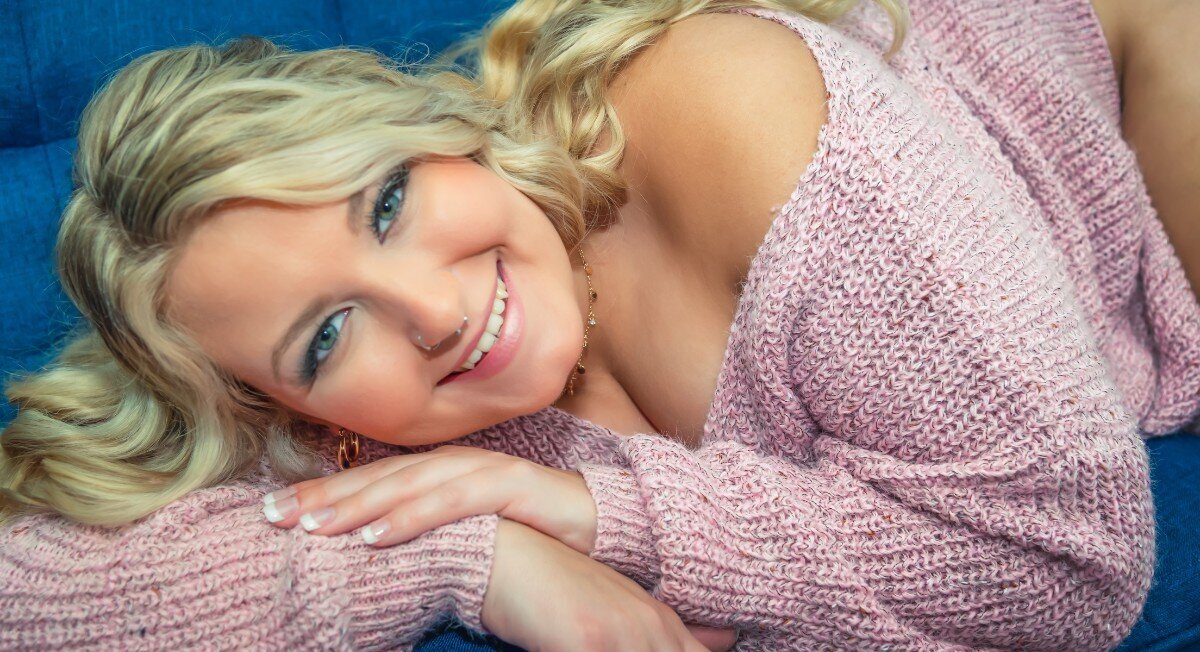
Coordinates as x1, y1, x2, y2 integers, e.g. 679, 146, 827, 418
549, 208, 665, 434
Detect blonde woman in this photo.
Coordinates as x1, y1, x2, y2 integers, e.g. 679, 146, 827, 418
3, 0, 1198, 649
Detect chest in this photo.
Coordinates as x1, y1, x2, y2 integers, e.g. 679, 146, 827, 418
628, 267, 739, 446
571, 204, 748, 449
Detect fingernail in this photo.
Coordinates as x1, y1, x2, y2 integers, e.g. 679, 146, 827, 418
299, 507, 336, 532
361, 519, 391, 544
263, 496, 298, 523
263, 486, 297, 506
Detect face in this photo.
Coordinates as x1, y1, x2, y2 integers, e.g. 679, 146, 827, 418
166, 157, 585, 445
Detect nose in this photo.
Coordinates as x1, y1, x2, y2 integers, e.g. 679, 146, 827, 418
365, 265, 470, 354
414, 314, 469, 352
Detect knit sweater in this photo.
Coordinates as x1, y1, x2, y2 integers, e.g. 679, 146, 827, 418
3, 1, 1198, 650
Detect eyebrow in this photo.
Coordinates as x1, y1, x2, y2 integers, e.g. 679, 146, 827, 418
270, 185, 372, 384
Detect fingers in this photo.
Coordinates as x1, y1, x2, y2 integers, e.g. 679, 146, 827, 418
262, 457, 452, 532
348, 467, 515, 546
260, 449, 497, 531
259, 447, 597, 555
686, 625, 739, 652
263, 456, 524, 547
261, 460, 395, 525
486, 521, 716, 652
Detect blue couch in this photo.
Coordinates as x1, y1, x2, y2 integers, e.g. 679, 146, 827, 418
1, 1, 1196, 649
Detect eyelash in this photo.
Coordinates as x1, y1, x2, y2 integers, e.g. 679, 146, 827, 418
298, 165, 411, 384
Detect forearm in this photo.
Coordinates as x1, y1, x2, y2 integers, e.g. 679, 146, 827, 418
580, 427, 1153, 651
0, 481, 497, 650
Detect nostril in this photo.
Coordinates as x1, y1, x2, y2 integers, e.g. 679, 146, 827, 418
417, 313, 469, 354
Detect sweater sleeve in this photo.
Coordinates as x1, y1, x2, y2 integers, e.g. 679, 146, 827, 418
575, 223, 1157, 650
0, 479, 497, 651
579, 426, 1152, 650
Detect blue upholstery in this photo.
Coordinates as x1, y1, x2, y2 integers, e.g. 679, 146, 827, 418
0, 1, 1196, 649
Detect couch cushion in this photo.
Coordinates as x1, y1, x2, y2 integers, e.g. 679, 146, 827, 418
0, 141, 81, 425
1117, 432, 1200, 651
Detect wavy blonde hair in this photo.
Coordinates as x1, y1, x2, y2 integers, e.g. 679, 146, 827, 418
1, 0, 908, 527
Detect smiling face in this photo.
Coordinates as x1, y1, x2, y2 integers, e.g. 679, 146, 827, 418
166, 157, 586, 445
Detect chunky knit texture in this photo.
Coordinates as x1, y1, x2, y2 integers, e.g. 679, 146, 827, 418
0, 439, 498, 651
3, 1, 1198, 650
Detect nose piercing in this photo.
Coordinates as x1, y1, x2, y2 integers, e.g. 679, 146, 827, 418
414, 314, 470, 352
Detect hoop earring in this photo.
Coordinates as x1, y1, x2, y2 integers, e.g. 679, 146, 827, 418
337, 428, 361, 470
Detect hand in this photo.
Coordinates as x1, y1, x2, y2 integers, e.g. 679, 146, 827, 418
486, 520, 738, 652
262, 445, 598, 554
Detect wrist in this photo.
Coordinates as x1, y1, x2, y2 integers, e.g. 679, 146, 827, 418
483, 520, 541, 635
578, 463, 660, 587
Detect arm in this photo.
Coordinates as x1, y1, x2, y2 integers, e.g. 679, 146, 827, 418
580, 414, 1153, 650
0, 477, 496, 651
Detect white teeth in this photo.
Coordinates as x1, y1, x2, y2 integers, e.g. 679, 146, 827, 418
456, 278, 508, 372
477, 332, 497, 353
486, 313, 503, 336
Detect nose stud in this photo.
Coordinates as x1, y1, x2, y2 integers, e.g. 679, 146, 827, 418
414, 314, 469, 352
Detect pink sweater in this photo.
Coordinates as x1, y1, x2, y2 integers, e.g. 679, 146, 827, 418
4, 1, 1198, 650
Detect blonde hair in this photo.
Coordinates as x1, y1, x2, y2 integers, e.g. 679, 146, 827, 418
1, 0, 908, 527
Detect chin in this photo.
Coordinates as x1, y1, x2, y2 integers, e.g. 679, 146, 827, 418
528, 371, 571, 412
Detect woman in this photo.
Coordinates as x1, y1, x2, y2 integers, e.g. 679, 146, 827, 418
2, 0, 1197, 648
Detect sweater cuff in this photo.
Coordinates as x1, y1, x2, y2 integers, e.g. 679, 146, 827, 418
577, 463, 661, 588
347, 513, 499, 639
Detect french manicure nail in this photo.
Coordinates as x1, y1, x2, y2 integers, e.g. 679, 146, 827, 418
263, 496, 298, 523
361, 520, 391, 544
263, 486, 297, 506
299, 507, 336, 532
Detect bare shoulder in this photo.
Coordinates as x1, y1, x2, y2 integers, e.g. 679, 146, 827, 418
608, 12, 828, 290
1087, 0, 1128, 77
1086, 0, 1194, 79
1112, 0, 1200, 300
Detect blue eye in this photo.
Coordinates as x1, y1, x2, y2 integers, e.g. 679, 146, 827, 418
371, 167, 409, 241
297, 166, 408, 385
301, 308, 350, 382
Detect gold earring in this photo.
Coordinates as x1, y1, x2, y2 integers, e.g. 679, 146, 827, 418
337, 428, 361, 470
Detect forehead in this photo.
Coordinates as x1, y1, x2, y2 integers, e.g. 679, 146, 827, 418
165, 199, 348, 379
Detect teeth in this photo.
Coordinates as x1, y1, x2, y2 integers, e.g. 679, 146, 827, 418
486, 313, 503, 336
457, 278, 508, 371
477, 331, 497, 353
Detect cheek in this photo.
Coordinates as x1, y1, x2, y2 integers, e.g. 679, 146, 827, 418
305, 325, 427, 435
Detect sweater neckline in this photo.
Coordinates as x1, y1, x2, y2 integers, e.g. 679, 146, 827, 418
539, 8, 849, 442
